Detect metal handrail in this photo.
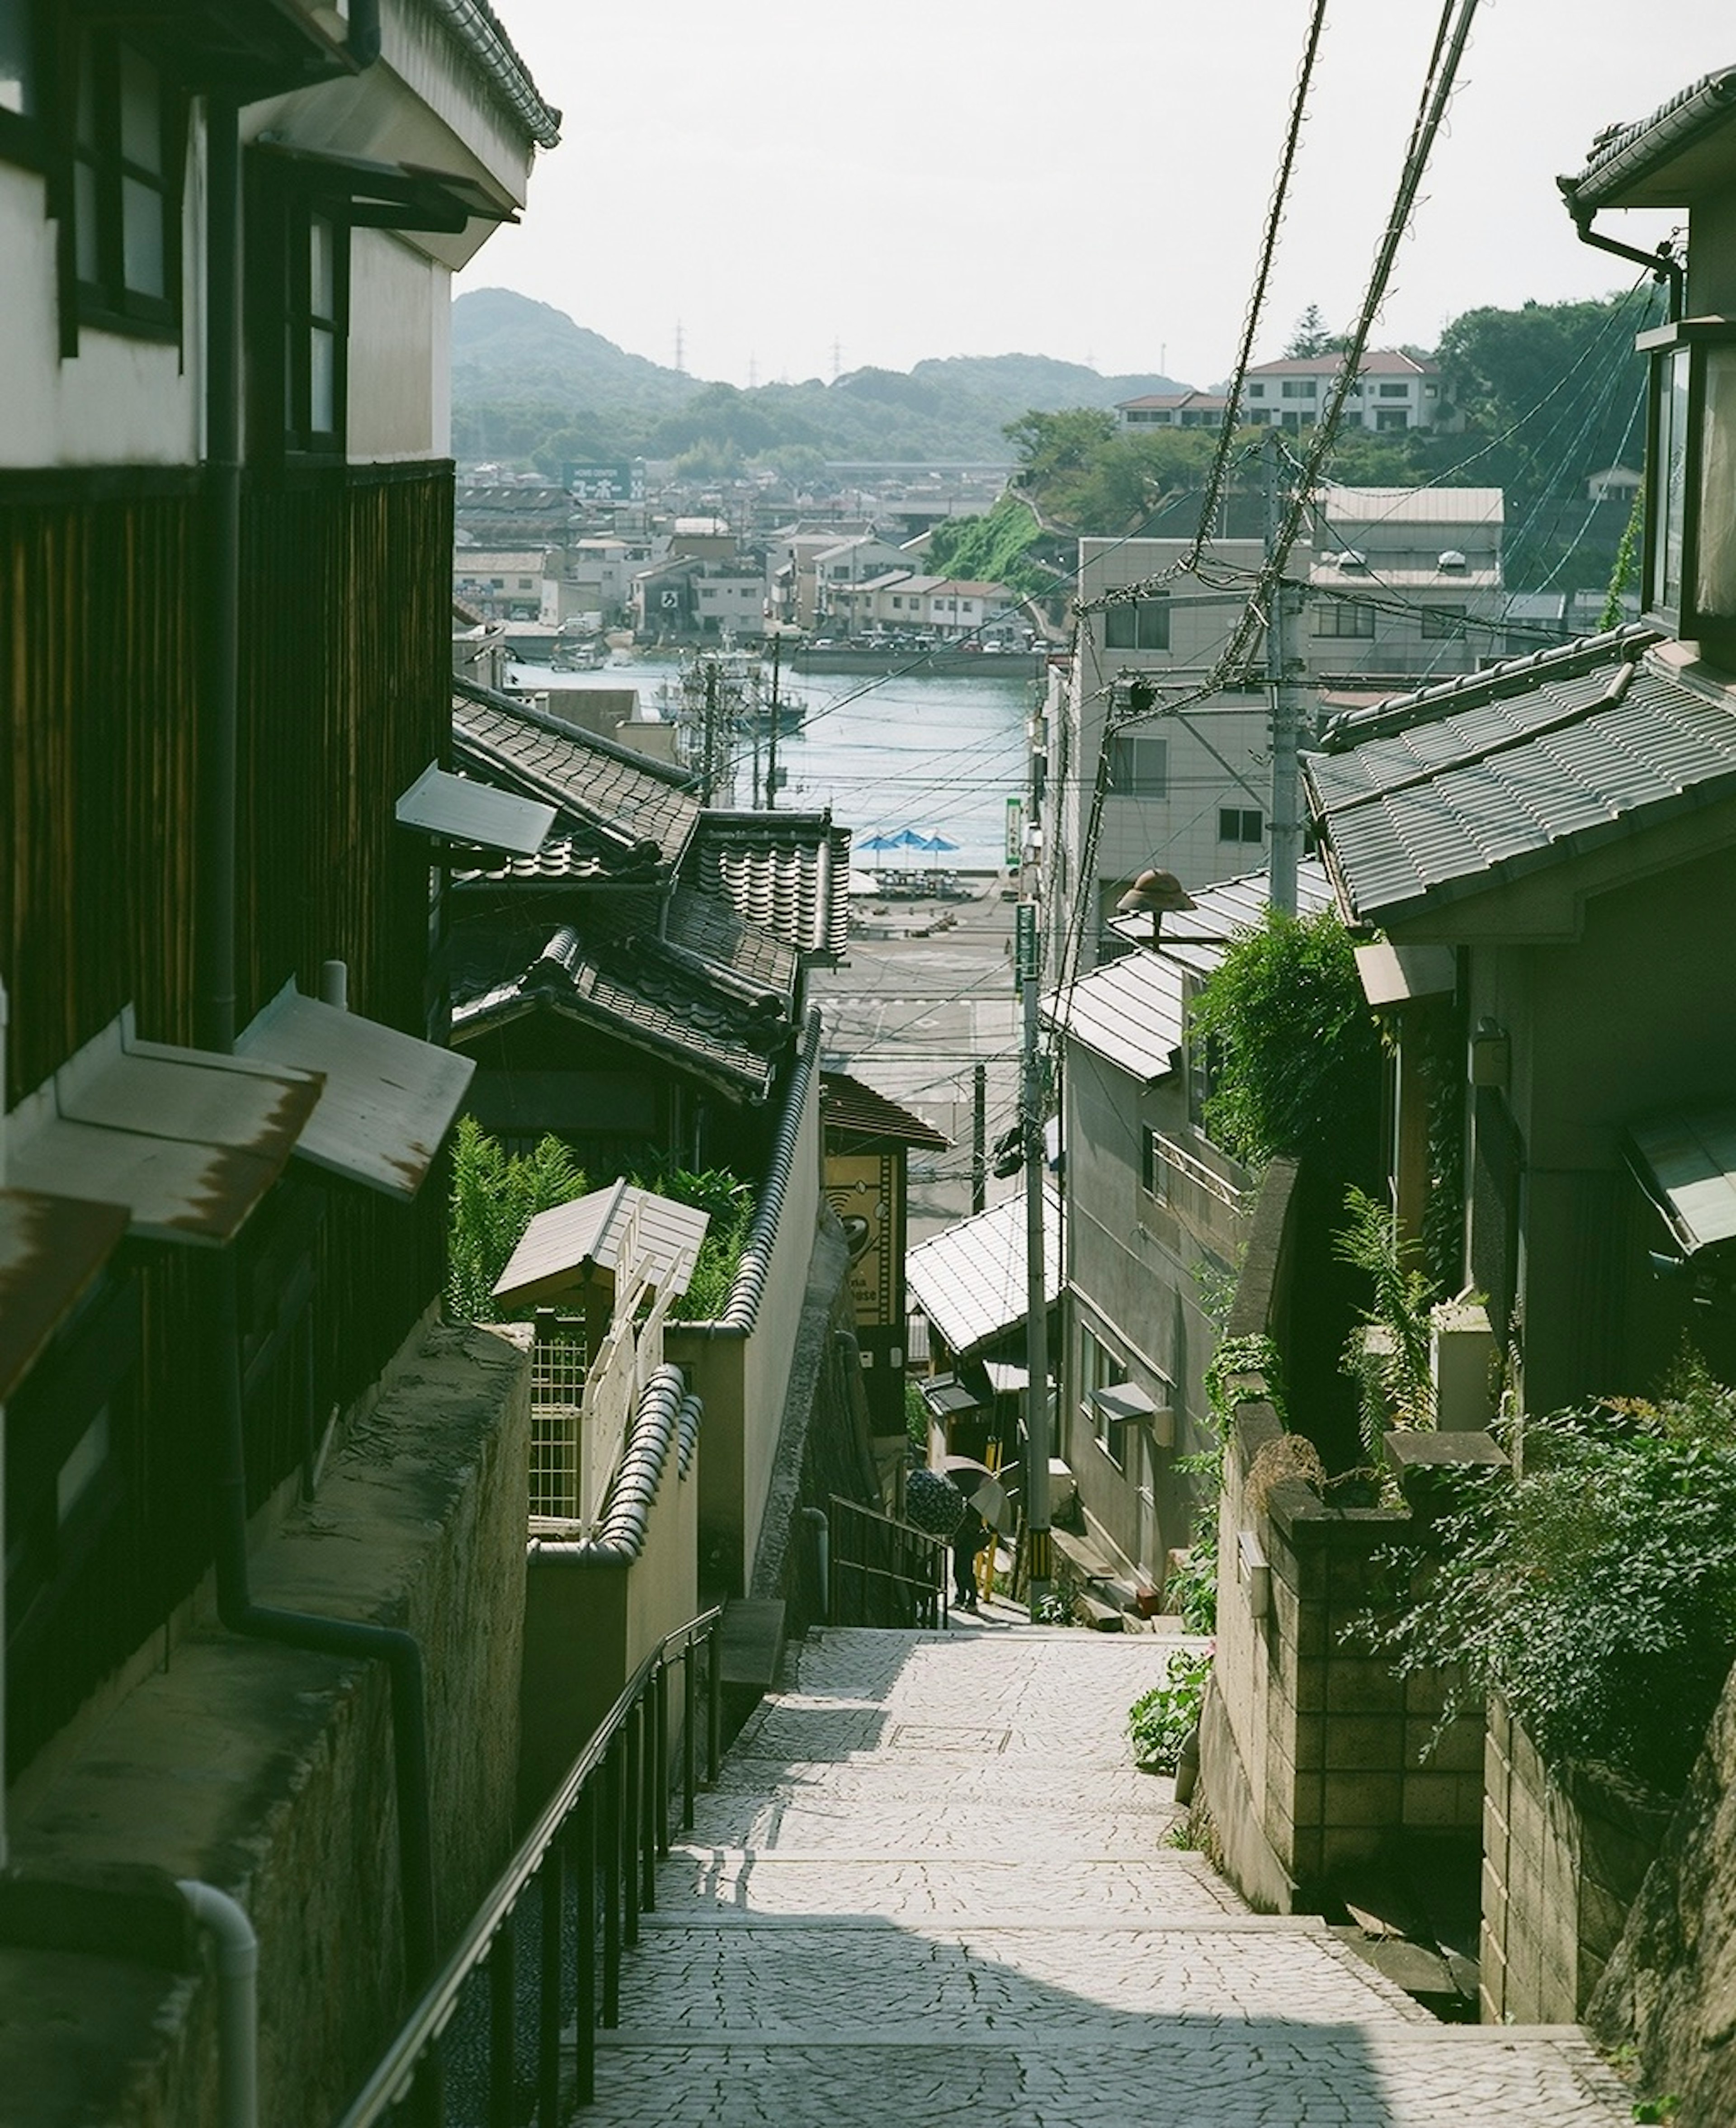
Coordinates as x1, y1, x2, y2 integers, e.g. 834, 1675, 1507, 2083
334, 1603, 726, 2126
826, 1494, 948, 1631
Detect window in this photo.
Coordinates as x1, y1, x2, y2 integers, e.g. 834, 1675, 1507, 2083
1375, 409, 1410, 433
1640, 319, 1736, 638
249, 169, 350, 456
1313, 599, 1374, 638
1103, 596, 1169, 651
1141, 1125, 1169, 1202
68, 36, 185, 334
0, 0, 42, 163
1246, 382, 1265, 397
1108, 734, 1167, 794
1377, 382, 1410, 397
1079, 1324, 1125, 1468
1420, 605, 1466, 640
1219, 807, 1263, 844
1281, 378, 1318, 398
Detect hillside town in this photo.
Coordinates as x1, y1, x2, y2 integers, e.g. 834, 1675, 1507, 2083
5, 4, 1736, 2128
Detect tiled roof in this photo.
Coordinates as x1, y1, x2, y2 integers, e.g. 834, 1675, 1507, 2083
571, 885, 797, 1008
907, 1185, 1062, 1358
451, 681, 701, 884
821, 1073, 949, 1150
687, 811, 851, 959
1318, 485, 1504, 527
1247, 349, 1437, 377
448, 919, 790, 1101
1562, 66, 1736, 210
1045, 863, 1333, 1081
1304, 627, 1736, 924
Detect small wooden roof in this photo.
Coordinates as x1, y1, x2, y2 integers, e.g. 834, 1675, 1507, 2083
492, 1180, 711, 1310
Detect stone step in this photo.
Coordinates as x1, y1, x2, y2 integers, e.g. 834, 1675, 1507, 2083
683, 1797, 1185, 1858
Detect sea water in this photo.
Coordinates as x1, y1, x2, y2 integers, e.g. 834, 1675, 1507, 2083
509, 654, 1039, 874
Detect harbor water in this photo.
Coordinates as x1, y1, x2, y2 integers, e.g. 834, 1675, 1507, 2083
509, 653, 1041, 873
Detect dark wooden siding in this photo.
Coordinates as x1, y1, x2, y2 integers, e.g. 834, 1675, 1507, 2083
1, 461, 452, 1778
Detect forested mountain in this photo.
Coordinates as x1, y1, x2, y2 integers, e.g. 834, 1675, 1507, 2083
450, 288, 1186, 470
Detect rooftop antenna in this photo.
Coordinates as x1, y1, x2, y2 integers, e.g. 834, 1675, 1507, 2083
674, 321, 685, 375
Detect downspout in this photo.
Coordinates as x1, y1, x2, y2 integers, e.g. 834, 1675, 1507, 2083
198, 49, 437, 1991
179, 1881, 259, 2128
1565, 210, 1684, 321
800, 1507, 829, 1623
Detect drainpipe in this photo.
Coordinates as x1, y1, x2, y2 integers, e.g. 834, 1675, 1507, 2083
179, 1881, 259, 2128
1566, 210, 1684, 321
346, 0, 382, 68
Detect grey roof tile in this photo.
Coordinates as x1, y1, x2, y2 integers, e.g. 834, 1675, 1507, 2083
907, 1184, 1063, 1358
1304, 631, 1736, 923
688, 811, 851, 959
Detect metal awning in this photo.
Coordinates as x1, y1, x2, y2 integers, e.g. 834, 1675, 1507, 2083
1090, 1380, 1161, 1424
906, 1185, 1063, 1358
5, 1009, 321, 1247
919, 1373, 982, 1419
235, 982, 475, 1202
493, 1182, 712, 1310
1628, 1104, 1736, 1256
0, 1189, 130, 1401
396, 763, 557, 858
1354, 941, 1457, 1007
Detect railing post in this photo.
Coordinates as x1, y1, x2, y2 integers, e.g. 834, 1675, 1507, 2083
645, 1668, 664, 1901
603, 1736, 623, 2029
623, 1704, 642, 1949
486, 1917, 516, 2128
537, 1846, 563, 2125
573, 1785, 597, 2109
706, 1620, 722, 1785
682, 1635, 698, 1830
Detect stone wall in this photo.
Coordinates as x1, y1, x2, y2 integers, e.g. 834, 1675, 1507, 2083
1481, 1696, 1673, 2024
0, 1317, 532, 2128
1588, 1661, 1736, 2127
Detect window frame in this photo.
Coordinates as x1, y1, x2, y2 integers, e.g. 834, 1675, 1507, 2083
1420, 604, 1467, 642
1107, 732, 1168, 796
1313, 598, 1374, 639
1078, 1322, 1127, 1470
0, 0, 46, 169
246, 157, 352, 460
1217, 806, 1263, 845
1103, 596, 1170, 652
63, 30, 187, 342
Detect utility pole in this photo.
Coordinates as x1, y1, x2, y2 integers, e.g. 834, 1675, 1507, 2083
1264, 428, 1305, 916
701, 660, 717, 806
971, 1063, 986, 1215
1016, 903, 1051, 1605
765, 630, 781, 811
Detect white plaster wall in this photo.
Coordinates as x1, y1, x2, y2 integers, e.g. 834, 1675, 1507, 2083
348, 229, 445, 461
0, 159, 201, 469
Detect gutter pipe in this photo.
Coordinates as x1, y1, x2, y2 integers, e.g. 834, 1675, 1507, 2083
179, 1881, 259, 2128
800, 1507, 829, 1622
1565, 209, 1684, 320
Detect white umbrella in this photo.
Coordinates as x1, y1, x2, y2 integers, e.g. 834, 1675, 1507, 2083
848, 868, 883, 897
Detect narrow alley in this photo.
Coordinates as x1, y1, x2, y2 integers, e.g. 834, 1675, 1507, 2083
580, 1622, 1632, 2127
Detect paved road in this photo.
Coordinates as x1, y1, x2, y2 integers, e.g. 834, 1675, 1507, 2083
810, 880, 1020, 1246
584, 1623, 1632, 2127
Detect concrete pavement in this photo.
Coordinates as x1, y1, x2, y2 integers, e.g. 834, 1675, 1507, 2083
582, 1624, 1632, 2126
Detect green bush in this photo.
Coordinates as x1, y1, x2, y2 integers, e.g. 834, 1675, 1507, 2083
633, 1166, 755, 1321
446, 1118, 587, 1322
1128, 1649, 1212, 1772
1364, 1364, 1736, 1792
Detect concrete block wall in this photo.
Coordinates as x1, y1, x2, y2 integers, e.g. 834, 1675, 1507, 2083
1203, 1392, 1486, 1912
1482, 1696, 1673, 2024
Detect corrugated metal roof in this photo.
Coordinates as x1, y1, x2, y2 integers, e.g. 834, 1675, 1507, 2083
235, 983, 475, 1202
906, 1184, 1062, 1358
6, 1009, 321, 1246
1305, 635, 1736, 924
1629, 1104, 1736, 1255
0, 1188, 129, 1401
1319, 486, 1504, 526
1047, 865, 1333, 1078
821, 1072, 949, 1149
493, 1181, 711, 1308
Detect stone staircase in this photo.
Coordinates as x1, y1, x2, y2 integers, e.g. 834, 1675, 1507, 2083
584, 1621, 1632, 2126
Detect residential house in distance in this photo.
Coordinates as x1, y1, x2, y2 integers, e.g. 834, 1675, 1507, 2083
1046, 536, 1286, 969
454, 544, 552, 619
0, 2, 559, 2121
1306, 485, 1505, 681
1043, 866, 1334, 1602
1242, 348, 1452, 432
1117, 388, 1234, 431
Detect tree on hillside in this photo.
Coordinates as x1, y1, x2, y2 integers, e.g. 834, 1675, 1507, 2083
1284, 304, 1337, 359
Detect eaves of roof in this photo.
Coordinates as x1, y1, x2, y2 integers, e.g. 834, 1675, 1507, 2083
1304, 630, 1736, 926
1561, 66, 1736, 211
821, 1072, 949, 1150
907, 1184, 1063, 1358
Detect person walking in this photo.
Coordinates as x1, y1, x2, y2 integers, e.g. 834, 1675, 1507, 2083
951, 1502, 985, 1612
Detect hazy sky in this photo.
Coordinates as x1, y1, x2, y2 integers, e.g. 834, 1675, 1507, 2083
461, 2, 1733, 390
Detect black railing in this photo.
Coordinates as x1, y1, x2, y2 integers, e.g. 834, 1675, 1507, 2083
827, 1494, 948, 1630
335, 1605, 725, 2127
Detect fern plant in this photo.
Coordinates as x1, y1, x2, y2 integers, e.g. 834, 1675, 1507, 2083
1335, 1185, 1438, 1453
446, 1118, 588, 1323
